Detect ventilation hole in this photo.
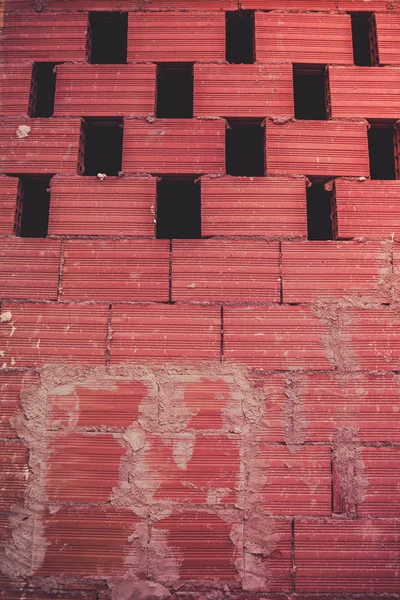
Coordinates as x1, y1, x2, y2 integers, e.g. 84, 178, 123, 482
306, 181, 333, 241
29, 63, 57, 118
88, 12, 128, 64
16, 176, 52, 238
226, 11, 255, 64
226, 119, 265, 176
156, 178, 201, 239
82, 118, 123, 176
156, 64, 193, 118
351, 13, 373, 66
293, 65, 327, 120
368, 122, 396, 180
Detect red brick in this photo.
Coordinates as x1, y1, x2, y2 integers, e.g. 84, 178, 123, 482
122, 118, 225, 175
266, 120, 370, 178
46, 433, 125, 503
47, 380, 149, 429
358, 447, 400, 517
250, 445, 331, 516
0, 63, 32, 116
0, 238, 60, 301
0, 442, 28, 511
344, 308, 400, 370
143, 434, 239, 504
224, 306, 332, 370
243, 519, 293, 592
339, 0, 396, 9
62, 239, 169, 302
128, 12, 225, 62
334, 179, 400, 239
48, 176, 156, 237
0, 177, 19, 235
375, 13, 400, 65
151, 511, 239, 583
329, 66, 400, 119
256, 12, 353, 64
38, 507, 144, 578
0, 372, 38, 439
183, 377, 235, 431
243, 0, 335, 7
201, 176, 307, 238
140, 0, 237, 8
111, 305, 221, 363
0, 303, 108, 368
172, 240, 280, 303
2, 12, 88, 63
0, 118, 82, 175
281, 241, 389, 303
54, 64, 156, 118
194, 64, 294, 118
258, 373, 400, 443
295, 520, 400, 592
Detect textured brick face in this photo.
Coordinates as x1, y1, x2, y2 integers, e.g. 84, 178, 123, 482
2, 1, 400, 598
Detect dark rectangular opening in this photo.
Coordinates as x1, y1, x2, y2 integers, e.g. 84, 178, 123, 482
16, 176, 52, 238
226, 119, 265, 176
368, 122, 396, 180
306, 180, 333, 241
351, 13, 373, 66
88, 12, 128, 64
83, 118, 123, 176
293, 65, 327, 120
156, 64, 193, 118
29, 63, 57, 118
226, 11, 255, 64
156, 177, 201, 239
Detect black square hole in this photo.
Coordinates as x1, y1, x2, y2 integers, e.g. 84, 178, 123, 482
293, 65, 327, 120
16, 176, 52, 238
226, 11, 255, 64
368, 122, 396, 180
29, 63, 57, 118
156, 178, 201, 239
83, 118, 123, 176
156, 64, 194, 118
306, 180, 334, 241
351, 13, 374, 66
88, 12, 128, 64
226, 119, 265, 176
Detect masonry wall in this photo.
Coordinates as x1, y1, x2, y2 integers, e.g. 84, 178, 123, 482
1, 1, 400, 600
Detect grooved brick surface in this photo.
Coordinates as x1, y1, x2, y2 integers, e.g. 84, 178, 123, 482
359, 447, 400, 517
194, 63, 294, 117
2, 12, 88, 63
53, 64, 157, 117
0, 238, 61, 300
111, 305, 221, 362
0, 442, 29, 511
201, 176, 308, 237
122, 119, 226, 174
250, 445, 332, 516
295, 520, 400, 592
0, 118, 82, 175
375, 13, 400, 65
0, 176, 19, 235
334, 179, 400, 239
224, 306, 333, 370
171, 239, 280, 302
62, 239, 170, 302
329, 66, 400, 119
266, 120, 370, 177
0, 303, 108, 368
255, 12, 354, 64
281, 241, 389, 303
48, 176, 156, 237
0, 63, 32, 117
128, 12, 225, 62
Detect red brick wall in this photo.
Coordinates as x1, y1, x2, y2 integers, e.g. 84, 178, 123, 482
1, 1, 400, 599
